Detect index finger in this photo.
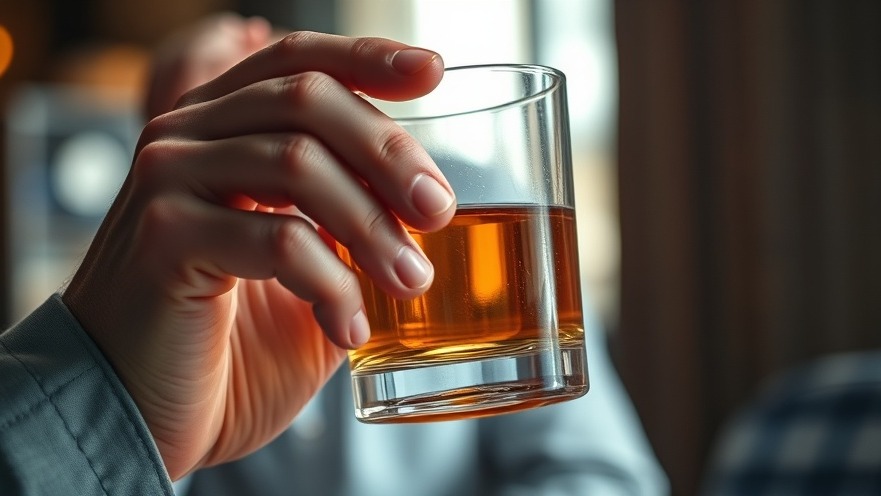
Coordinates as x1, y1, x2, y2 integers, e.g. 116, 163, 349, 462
176, 31, 444, 108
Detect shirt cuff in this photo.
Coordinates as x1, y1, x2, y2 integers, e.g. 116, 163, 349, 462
0, 294, 175, 495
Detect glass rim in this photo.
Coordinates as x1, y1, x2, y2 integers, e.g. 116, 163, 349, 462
388, 63, 565, 124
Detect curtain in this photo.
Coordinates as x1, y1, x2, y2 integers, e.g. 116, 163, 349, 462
612, 1, 881, 494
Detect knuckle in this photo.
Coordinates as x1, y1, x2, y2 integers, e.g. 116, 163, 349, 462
280, 71, 332, 107
335, 205, 399, 254
335, 203, 394, 248
131, 140, 175, 187
330, 270, 361, 301
272, 217, 317, 260
277, 134, 320, 179
277, 31, 320, 55
377, 128, 419, 165
311, 269, 361, 308
174, 86, 201, 110
348, 36, 383, 61
137, 115, 173, 151
353, 205, 399, 248
313, 261, 361, 305
362, 204, 392, 240
132, 140, 163, 171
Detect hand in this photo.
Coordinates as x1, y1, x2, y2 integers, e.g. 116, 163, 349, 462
62, 31, 454, 480
145, 12, 274, 119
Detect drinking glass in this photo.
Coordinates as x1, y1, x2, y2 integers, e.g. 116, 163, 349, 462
340, 64, 589, 423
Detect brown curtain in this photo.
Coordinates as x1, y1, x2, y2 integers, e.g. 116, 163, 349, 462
612, 1, 881, 494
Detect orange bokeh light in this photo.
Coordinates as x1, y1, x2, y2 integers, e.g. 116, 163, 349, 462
0, 25, 13, 77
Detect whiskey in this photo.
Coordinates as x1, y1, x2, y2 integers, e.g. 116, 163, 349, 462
341, 205, 584, 374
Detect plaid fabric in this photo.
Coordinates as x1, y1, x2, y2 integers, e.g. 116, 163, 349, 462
702, 351, 881, 496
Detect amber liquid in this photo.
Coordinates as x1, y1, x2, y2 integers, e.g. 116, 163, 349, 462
341, 205, 584, 377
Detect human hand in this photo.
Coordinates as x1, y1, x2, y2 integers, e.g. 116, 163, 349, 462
145, 12, 274, 119
62, 31, 453, 480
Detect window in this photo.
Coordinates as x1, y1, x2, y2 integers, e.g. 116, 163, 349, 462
337, 0, 620, 324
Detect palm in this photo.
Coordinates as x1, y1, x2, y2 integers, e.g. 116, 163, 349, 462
206, 278, 346, 466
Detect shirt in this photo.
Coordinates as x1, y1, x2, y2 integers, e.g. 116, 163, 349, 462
0, 295, 175, 495
702, 351, 881, 495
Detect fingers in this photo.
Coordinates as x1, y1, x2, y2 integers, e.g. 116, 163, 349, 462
145, 196, 369, 349
133, 31, 453, 348
153, 72, 455, 232
151, 134, 434, 298
177, 31, 444, 107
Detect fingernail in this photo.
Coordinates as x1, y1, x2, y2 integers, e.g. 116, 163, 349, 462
394, 245, 433, 290
411, 174, 455, 218
349, 309, 371, 347
390, 48, 438, 75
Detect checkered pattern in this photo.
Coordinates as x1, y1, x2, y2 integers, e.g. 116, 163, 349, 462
702, 351, 881, 495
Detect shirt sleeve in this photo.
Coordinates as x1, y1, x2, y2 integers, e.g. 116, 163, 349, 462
0, 294, 175, 496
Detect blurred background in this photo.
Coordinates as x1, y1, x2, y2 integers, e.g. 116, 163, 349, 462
0, 1, 878, 494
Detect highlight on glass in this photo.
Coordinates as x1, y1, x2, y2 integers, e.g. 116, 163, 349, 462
338, 64, 590, 423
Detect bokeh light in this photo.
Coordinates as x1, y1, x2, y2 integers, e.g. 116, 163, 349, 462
0, 25, 13, 77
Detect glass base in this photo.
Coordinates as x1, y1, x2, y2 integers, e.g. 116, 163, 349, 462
351, 346, 588, 423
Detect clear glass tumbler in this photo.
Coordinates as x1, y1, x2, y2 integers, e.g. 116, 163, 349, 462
340, 64, 589, 423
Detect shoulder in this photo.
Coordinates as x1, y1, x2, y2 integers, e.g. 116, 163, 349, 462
703, 351, 881, 496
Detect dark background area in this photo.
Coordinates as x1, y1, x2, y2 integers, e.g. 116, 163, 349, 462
614, 1, 881, 494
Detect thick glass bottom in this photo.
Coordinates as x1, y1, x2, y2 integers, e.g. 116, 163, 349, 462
350, 346, 588, 423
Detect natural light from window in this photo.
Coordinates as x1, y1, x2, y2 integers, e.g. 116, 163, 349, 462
337, 0, 620, 325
